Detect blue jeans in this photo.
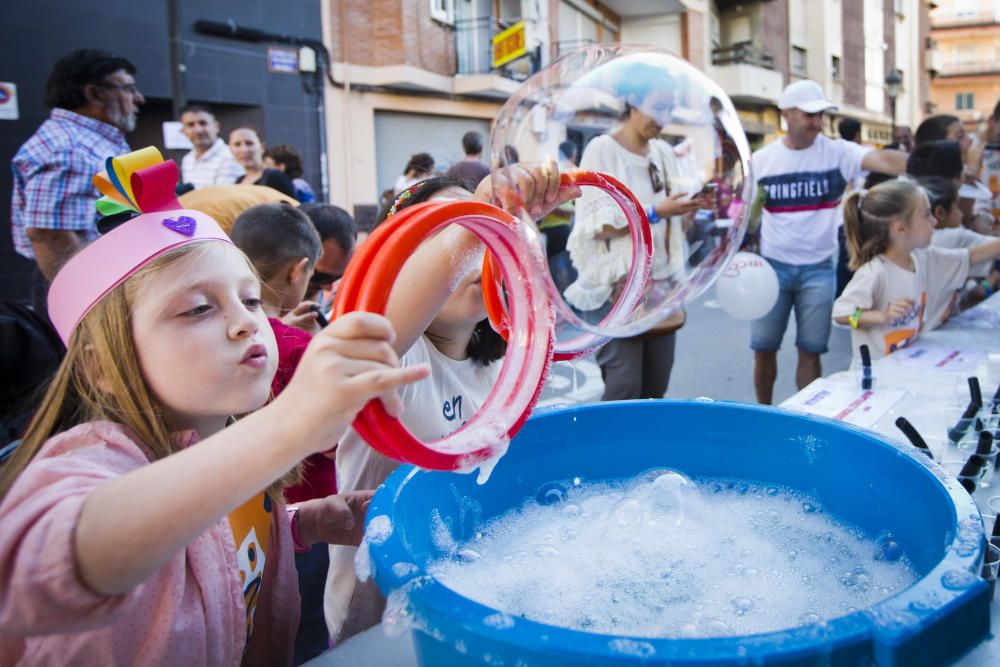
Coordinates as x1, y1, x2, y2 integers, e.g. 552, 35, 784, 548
750, 255, 836, 355
292, 544, 331, 665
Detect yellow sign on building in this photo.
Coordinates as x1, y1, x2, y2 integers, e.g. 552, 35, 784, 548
492, 21, 527, 69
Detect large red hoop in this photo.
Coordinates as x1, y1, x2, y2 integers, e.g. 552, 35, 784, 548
481, 170, 653, 361
333, 200, 553, 471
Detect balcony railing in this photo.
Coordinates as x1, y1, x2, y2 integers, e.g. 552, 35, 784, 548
456, 16, 502, 75
930, 9, 1000, 28
937, 59, 1000, 77
555, 39, 597, 57
711, 41, 775, 69
455, 16, 539, 78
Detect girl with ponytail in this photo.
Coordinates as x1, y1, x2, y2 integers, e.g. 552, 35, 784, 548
833, 178, 1000, 358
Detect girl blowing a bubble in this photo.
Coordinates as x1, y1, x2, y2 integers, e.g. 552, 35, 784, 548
0, 150, 427, 666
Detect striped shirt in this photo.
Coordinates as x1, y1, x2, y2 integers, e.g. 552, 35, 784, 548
180, 138, 245, 189
10, 109, 130, 259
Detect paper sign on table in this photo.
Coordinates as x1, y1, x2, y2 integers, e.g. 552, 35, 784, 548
882, 342, 984, 373
780, 377, 907, 429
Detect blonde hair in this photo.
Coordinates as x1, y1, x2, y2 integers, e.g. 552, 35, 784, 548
0, 243, 295, 502
842, 179, 922, 271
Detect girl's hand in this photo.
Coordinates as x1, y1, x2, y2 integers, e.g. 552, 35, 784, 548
276, 312, 430, 455
281, 301, 320, 334
880, 298, 915, 325
657, 192, 703, 219
477, 161, 582, 220
297, 490, 374, 547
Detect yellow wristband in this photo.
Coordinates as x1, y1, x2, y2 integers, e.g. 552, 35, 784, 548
848, 307, 862, 329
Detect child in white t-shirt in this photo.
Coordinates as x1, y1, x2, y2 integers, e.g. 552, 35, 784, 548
833, 179, 1000, 359
325, 169, 580, 644
919, 176, 1000, 323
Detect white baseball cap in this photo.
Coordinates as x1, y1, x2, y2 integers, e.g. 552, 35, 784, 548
777, 80, 838, 113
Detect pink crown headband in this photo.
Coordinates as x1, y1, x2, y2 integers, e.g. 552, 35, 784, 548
47, 147, 231, 344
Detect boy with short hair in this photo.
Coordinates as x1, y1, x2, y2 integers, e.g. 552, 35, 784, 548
231, 202, 320, 326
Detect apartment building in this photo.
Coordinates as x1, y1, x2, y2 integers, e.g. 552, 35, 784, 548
928, 0, 1000, 131
321, 0, 932, 212
324, 0, 625, 211
617, 0, 932, 148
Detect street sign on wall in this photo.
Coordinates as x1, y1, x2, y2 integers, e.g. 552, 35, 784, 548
268, 47, 299, 74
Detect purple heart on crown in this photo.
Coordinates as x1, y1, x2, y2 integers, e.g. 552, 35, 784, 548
162, 215, 197, 237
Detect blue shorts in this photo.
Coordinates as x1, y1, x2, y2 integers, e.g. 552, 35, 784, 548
750, 255, 836, 355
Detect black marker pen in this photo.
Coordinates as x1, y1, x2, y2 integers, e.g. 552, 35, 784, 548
976, 430, 994, 456
859, 344, 873, 391
969, 377, 983, 408
894, 417, 933, 460
948, 377, 982, 444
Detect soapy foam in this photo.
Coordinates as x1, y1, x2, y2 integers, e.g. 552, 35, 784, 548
428, 472, 918, 639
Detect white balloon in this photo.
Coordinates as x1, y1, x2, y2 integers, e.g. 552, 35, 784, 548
715, 252, 780, 321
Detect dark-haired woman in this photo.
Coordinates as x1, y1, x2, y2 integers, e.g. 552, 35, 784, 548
229, 127, 297, 199
565, 98, 710, 401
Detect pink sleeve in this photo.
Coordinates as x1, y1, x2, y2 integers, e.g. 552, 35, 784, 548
0, 435, 149, 636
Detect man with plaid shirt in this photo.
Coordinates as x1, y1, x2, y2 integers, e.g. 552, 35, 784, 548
11, 49, 143, 289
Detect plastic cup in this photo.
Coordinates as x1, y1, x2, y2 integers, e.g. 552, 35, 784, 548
977, 446, 999, 487
942, 460, 978, 494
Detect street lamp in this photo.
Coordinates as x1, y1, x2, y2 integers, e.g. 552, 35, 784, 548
886, 68, 902, 138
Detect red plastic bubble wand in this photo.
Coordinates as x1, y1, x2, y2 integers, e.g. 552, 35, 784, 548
482, 171, 653, 361
333, 200, 554, 472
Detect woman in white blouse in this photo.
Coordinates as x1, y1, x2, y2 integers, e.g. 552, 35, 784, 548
565, 91, 710, 400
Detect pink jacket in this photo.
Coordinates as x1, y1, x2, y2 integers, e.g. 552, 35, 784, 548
0, 422, 300, 666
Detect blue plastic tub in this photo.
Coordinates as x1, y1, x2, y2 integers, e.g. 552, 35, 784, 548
366, 401, 991, 666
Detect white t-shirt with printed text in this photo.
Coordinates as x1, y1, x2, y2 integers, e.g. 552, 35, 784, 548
832, 247, 970, 359
325, 335, 500, 642
751, 135, 871, 265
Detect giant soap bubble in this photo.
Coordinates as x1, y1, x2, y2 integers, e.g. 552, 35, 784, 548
487, 45, 752, 356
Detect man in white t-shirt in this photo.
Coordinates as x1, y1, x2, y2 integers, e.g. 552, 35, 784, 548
179, 104, 244, 189
749, 80, 908, 404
